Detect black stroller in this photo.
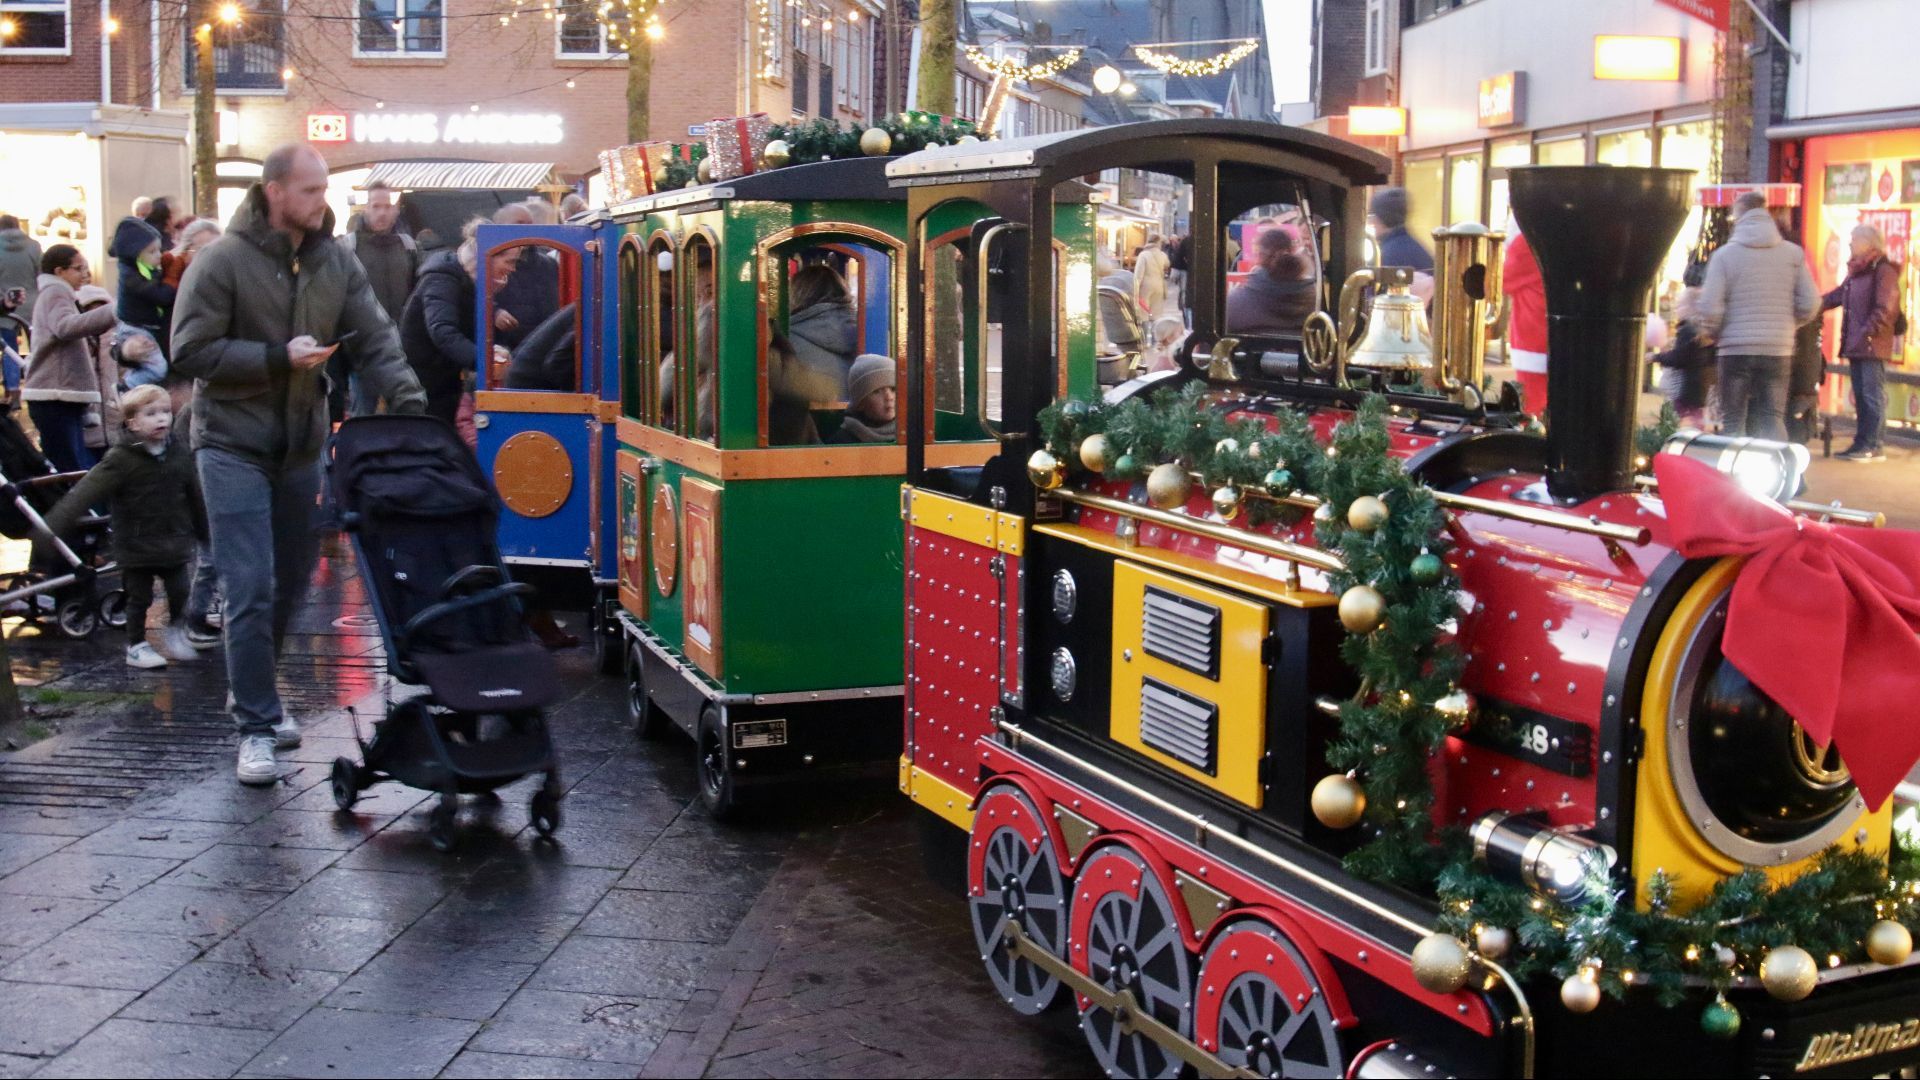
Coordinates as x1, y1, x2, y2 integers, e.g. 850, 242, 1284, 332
0, 371, 123, 640
326, 415, 563, 851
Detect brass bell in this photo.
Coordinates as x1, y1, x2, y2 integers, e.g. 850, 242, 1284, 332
1348, 267, 1434, 374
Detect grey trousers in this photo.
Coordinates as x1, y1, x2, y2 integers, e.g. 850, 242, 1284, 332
198, 448, 322, 738
185, 544, 218, 626
1717, 353, 1790, 441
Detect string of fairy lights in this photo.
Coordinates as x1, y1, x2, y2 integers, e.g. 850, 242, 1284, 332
1132, 38, 1260, 78
963, 43, 1082, 82
956, 36, 1263, 89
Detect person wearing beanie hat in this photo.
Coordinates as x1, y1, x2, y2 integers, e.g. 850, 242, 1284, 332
831, 353, 898, 444
109, 216, 175, 359
1369, 186, 1434, 274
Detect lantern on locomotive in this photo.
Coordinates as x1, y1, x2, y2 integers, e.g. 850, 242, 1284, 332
893, 120, 1920, 1080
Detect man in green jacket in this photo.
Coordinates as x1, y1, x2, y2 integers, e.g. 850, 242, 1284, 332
171, 143, 428, 785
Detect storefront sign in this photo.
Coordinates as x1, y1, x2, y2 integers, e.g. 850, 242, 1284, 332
1904, 160, 1920, 205
305, 112, 565, 147
1826, 162, 1872, 205
1477, 71, 1524, 128
1654, 0, 1729, 33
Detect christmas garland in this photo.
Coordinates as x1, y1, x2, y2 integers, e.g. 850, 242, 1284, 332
1034, 381, 1920, 1035
764, 113, 979, 169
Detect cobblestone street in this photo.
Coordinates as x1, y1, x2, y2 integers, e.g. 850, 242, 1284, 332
0, 549, 1090, 1078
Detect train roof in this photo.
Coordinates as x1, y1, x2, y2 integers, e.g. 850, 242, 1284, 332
608, 156, 902, 219
885, 119, 1390, 189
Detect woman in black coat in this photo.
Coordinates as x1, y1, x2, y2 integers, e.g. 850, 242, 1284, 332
399, 249, 475, 427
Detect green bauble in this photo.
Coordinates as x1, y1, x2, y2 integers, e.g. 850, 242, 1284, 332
1410, 552, 1445, 586
1060, 399, 1091, 424
1264, 468, 1293, 492
1701, 997, 1741, 1041
1112, 453, 1138, 479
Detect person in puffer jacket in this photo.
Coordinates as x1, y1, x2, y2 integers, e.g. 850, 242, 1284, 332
1696, 191, 1821, 440
109, 216, 176, 359
1822, 223, 1905, 462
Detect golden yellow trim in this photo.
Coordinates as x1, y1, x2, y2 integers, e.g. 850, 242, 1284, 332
1111, 561, 1270, 808
1632, 557, 1890, 910
906, 487, 1027, 555
474, 391, 600, 415
620, 421, 950, 481
901, 756, 975, 831
1034, 523, 1336, 608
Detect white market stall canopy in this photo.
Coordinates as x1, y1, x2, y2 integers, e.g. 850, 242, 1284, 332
361, 161, 567, 193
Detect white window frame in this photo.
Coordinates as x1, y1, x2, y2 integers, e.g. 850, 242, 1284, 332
847, 17, 864, 115
834, 19, 848, 111
0, 0, 71, 57
758, 0, 783, 82
556, 4, 616, 59
1363, 0, 1388, 77
353, 0, 446, 59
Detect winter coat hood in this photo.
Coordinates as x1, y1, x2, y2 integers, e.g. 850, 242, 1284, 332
1224, 268, 1317, 337
1729, 208, 1783, 249
787, 300, 857, 393
109, 216, 163, 262
0, 228, 32, 255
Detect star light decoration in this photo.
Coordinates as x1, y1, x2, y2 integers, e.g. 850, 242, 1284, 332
963, 44, 1083, 82
1132, 39, 1260, 78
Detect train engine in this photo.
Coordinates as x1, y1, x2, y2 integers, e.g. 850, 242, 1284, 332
894, 121, 1920, 1079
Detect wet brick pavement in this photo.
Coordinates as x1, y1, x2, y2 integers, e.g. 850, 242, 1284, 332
0, 549, 1092, 1078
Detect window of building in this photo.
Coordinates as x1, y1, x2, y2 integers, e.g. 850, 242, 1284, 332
1447, 150, 1484, 227
1399, 157, 1444, 257
357, 0, 443, 56
1535, 135, 1586, 166
1596, 127, 1653, 167
835, 19, 850, 111
1487, 137, 1530, 231
0, 0, 69, 55
1364, 0, 1388, 76
1409, 0, 1471, 24
182, 0, 286, 92
558, 3, 614, 57
759, 0, 783, 81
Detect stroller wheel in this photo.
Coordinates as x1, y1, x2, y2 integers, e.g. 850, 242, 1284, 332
97, 590, 127, 629
330, 757, 361, 811
429, 796, 458, 853
531, 789, 562, 837
55, 596, 97, 639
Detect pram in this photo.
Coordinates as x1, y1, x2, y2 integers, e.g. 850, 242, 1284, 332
0, 333, 123, 640
326, 414, 563, 851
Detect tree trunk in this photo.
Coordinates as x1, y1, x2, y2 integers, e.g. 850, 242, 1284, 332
627, 30, 653, 142
916, 0, 955, 116
193, 13, 217, 218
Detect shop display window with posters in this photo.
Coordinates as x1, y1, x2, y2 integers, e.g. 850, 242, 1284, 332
1803, 129, 1920, 374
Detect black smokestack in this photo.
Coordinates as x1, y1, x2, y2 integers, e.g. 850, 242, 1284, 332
1508, 166, 1693, 503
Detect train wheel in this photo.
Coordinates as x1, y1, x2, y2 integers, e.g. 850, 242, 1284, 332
1195, 918, 1343, 1079
590, 603, 621, 676
627, 643, 670, 740
1070, 845, 1194, 1079
697, 704, 740, 821
967, 786, 1066, 1015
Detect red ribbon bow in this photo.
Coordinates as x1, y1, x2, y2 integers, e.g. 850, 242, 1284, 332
1655, 452, 1920, 809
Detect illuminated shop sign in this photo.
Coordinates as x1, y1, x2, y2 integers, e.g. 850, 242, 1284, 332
305, 112, 565, 146
1477, 71, 1524, 129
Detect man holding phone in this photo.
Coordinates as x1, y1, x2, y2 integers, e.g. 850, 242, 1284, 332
171, 143, 427, 786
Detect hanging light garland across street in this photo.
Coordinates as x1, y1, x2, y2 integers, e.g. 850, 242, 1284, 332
963, 44, 1082, 82
1132, 37, 1260, 77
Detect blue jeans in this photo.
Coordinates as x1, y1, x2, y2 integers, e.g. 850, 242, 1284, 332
198, 448, 322, 738
27, 400, 98, 473
1849, 357, 1887, 452
1717, 354, 1790, 441
186, 543, 218, 627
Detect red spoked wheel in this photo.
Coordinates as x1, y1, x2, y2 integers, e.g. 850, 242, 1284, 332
967, 785, 1067, 1015
1195, 918, 1344, 1079
1069, 844, 1194, 1080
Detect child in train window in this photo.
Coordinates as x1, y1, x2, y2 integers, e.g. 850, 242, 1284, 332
829, 354, 897, 444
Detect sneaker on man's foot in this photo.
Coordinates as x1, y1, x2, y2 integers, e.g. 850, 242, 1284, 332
125, 642, 167, 669
185, 622, 220, 649
235, 735, 278, 785
158, 627, 198, 662
1842, 448, 1887, 462
272, 715, 302, 749
204, 598, 223, 629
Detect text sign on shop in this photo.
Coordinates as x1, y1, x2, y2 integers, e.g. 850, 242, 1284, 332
1826, 163, 1872, 205
1654, 0, 1729, 32
305, 112, 565, 147
1477, 71, 1524, 128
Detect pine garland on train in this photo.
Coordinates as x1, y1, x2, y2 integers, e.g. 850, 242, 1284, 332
1035, 383, 1920, 1033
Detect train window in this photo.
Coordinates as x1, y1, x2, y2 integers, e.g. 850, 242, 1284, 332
687, 234, 718, 444
647, 235, 675, 431
1224, 206, 1325, 340
618, 238, 643, 420
927, 237, 967, 419
483, 239, 583, 392
763, 238, 897, 446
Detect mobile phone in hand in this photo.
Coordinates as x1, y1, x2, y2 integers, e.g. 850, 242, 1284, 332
329, 330, 359, 349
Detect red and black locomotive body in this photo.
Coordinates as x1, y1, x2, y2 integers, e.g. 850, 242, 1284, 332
892, 120, 1920, 1078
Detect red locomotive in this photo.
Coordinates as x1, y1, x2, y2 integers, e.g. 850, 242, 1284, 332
892, 120, 1920, 1077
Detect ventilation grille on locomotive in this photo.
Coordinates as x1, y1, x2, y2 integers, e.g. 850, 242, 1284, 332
1139, 678, 1218, 774
1142, 586, 1221, 678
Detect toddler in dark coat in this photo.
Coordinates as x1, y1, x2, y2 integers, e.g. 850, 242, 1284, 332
43, 384, 207, 668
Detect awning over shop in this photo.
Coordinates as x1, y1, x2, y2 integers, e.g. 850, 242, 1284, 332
1767, 107, 1920, 141
361, 161, 565, 192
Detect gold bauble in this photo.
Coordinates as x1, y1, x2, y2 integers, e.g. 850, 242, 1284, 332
1475, 925, 1514, 962
1146, 463, 1192, 510
1026, 449, 1065, 491
1760, 945, 1819, 1002
695, 157, 713, 184
1309, 774, 1365, 829
1211, 486, 1243, 522
1214, 437, 1239, 457
859, 127, 893, 156
1347, 494, 1390, 533
1411, 933, 1472, 994
761, 139, 793, 169
957, 134, 981, 145
1338, 584, 1387, 634
1434, 689, 1476, 727
1560, 972, 1602, 1013
1079, 433, 1112, 474
1868, 920, 1914, 966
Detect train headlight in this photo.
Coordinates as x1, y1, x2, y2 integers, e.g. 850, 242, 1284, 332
1051, 570, 1077, 624
1470, 812, 1617, 905
1660, 430, 1809, 502
1050, 647, 1077, 702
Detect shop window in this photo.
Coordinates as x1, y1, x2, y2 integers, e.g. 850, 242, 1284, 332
619, 238, 644, 420
1596, 128, 1654, 167
1487, 137, 1530, 232
1400, 157, 1444, 254
1535, 136, 1586, 166
557, 2, 614, 57
759, 0, 783, 82
1658, 119, 1716, 304
1447, 151, 1485, 227
356, 0, 444, 56
765, 237, 897, 446
1364, 0, 1388, 76
182, 0, 285, 92
646, 235, 675, 430
686, 236, 718, 443
483, 240, 584, 393
0, 0, 69, 55
928, 235, 967, 421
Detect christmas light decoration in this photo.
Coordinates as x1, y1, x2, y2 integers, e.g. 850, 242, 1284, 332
1132, 38, 1259, 78
963, 44, 1082, 83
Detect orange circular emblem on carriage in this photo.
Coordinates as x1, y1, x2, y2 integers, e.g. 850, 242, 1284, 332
492, 432, 573, 518
651, 484, 679, 597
